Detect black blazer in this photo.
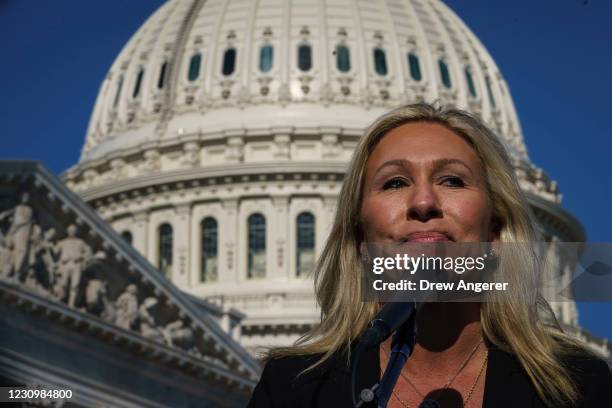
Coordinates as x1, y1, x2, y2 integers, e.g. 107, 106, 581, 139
247, 344, 612, 407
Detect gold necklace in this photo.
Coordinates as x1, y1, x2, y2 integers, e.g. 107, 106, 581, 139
381, 340, 485, 408
392, 354, 488, 408
401, 340, 483, 392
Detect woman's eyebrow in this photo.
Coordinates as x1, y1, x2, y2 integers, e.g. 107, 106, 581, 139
431, 158, 475, 177
373, 158, 474, 177
373, 159, 409, 177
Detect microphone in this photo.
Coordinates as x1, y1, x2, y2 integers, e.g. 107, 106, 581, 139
351, 301, 418, 407
358, 301, 418, 348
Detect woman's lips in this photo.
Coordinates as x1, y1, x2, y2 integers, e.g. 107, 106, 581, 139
403, 232, 452, 242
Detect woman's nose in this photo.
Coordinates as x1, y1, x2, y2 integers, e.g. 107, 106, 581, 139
407, 182, 442, 222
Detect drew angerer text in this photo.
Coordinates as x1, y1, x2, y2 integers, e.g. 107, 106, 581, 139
373, 279, 509, 293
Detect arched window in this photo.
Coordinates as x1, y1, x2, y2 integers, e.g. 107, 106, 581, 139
132, 68, 144, 98
465, 66, 477, 97
296, 212, 315, 276
438, 59, 452, 89
247, 213, 266, 278
373, 48, 388, 76
336, 45, 351, 72
485, 75, 496, 108
188, 53, 201, 82
222, 48, 236, 76
158, 223, 173, 277
297, 44, 312, 71
408, 53, 422, 81
259, 45, 273, 73
113, 75, 123, 108
201, 217, 218, 282
157, 61, 168, 89
121, 230, 133, 245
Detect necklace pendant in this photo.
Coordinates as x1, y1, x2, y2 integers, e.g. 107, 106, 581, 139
418, 399, 440, 408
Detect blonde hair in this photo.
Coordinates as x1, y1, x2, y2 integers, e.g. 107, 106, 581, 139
267, 103, 590, 406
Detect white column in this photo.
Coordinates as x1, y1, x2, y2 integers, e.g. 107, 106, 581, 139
132, 211, 149, 257
146, 214, 157, 268
190, 209, 201, 287
174, 204, 191, 289
222, 198, 239, 284
272, 195, 289, 279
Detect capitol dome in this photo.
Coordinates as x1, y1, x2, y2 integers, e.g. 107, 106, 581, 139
79, 0, 527, 162
64, 0, 585, 354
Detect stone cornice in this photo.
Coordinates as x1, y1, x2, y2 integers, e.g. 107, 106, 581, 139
76, 124, 364, 168
74, 162, 348, 202
525, 193, 586, 242
0, 281, 254, 390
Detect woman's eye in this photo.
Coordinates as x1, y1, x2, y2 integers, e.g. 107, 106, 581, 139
382, 178, 407, 190
441, 176, 465, 187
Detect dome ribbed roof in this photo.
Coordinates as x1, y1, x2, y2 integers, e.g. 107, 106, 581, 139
81, 0, 526, 163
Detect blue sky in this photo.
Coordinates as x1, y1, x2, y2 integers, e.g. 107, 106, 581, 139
1, 1, 611, 341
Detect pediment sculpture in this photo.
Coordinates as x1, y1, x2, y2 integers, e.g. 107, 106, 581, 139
0, 162, 259, 389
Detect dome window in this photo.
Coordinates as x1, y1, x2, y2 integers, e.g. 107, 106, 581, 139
465, 66, 477, 97
485, 75, 496, 108
158, 223, 173, 277
373, 48, 388, 76
438, 59, 452, 89
336, 45, 351, 73
201, 217, 218, 282
157, 61, 168, 89
121, 230, 132, 245
113, 75, 123, 108
222, 48, 237, 76
259, 45, 273, 73
298, 44, 312, 71
188, 53, 201, 82
132, 68, 144, 98
408, 53, 422, 81
296, 212, 315, 277
248, 213, 266, 278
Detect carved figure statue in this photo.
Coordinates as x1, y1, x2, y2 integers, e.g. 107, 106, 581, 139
115, 284, 139, 330
24, 224, 45, 292
163, 320, 194, 349
139, 297, 164, 342
85, 279, 116, 322
54, 224, 92, 307
0, 236, 13, 280
0, 193, 34, 279
39, 228, 58, 287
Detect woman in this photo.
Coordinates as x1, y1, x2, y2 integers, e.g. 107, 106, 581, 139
248, 103, 612, 407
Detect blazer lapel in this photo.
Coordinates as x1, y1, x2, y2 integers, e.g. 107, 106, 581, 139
327, 344, 381, 407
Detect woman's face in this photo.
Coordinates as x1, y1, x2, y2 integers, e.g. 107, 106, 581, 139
360, 122, 499, 245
